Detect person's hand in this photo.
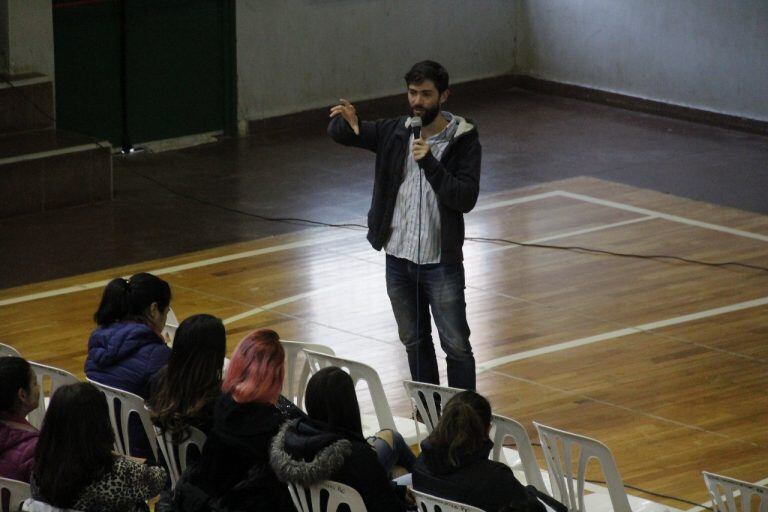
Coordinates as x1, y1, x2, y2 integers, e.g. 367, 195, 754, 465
329, 98, 360, 135
404, 488, 415, 506
412, 138, 430, 161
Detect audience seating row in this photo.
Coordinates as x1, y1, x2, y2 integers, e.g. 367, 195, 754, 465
2, 339, 767, 512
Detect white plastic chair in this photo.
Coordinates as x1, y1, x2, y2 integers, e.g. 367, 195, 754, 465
162, 307, 180, 345
702, 471, 768, 512
411, 489, 484, 512
402, 380, 461, 434
303, 349, 424, 444
534, 422, 668, 512
87, 379, 158, 460
280, 340, 335, 409
0, 477, 31, 512
26, 362, 79, 429
491, 414, 549, 493
287, 480, 367, 512
154, 425, 207, 488
0, 342, 21, 357
20, 498, 83, 512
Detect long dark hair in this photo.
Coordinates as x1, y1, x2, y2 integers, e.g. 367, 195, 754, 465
33, 382, 115, 508
148, 314, 226, 440
0, 357, 31, 414
93, 272, 171, 327
304, 366, 363, 438
426, 390, 492, 467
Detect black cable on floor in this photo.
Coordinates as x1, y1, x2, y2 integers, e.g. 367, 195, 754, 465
467, 236, 768, 274
126, 168, 368, 230
125, 168, 768, 275
14, 77, 762, 275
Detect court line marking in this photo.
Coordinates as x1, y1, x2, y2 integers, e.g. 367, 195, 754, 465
0, 230, 360, 307
2, 188, 766, 308
557, 191, 768, 242
477, 296, 768, 372
476, 216, 656, 255
221, 219, 657, 325
221, 273, 379, 326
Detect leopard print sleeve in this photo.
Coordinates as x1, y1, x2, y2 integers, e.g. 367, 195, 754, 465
72, 457, 167, 511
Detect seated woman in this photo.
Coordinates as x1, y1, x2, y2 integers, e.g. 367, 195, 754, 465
0, 357, 40, 482
85, 272, 172, 460
148, 313, 226, 441
170, 329, 297, 512
412, 391, 534, 512
31, 382, 166, 512
270, 366, 413, 512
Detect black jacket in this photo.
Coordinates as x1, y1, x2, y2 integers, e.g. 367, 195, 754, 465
413, 439, 533, 512
328, 114, 481, 264
270, 417, 407, 512
167, 395, 298, 512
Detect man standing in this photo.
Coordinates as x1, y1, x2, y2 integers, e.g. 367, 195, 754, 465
328, 61, 480, 390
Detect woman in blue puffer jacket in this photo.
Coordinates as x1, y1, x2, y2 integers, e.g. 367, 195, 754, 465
85, 272, 172, 460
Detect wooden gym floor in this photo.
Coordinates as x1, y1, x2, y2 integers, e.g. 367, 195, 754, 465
1, 176, 767, 509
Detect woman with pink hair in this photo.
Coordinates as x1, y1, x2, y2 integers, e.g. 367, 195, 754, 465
167, 329, 300, 512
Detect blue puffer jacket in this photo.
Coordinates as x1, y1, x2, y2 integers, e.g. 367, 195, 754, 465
85, 321, 171, 399
85, 321, 171, 461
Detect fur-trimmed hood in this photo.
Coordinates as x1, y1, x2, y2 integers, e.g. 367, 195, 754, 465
269, 418, 353, 485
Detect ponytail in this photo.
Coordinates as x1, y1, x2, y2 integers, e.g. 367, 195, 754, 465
93, 273, 171, 327
425, 390, 492, 467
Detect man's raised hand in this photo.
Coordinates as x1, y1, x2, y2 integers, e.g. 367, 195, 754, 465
329, 98, 360, 135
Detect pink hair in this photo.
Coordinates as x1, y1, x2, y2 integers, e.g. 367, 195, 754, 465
222, 329, 285, 404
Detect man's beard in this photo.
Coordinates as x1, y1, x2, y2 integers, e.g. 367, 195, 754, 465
412, 104, 440, 127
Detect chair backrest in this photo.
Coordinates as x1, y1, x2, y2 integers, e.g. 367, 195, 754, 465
87, 379, 158, 460
280, 340, 335, 409
703, 471, 768, 512
154, 425, 207, 488
411, 489, 485, 512
402, 380, 462, 433
161, 307, 179, 345
287, 480, 367, 512
26, 362, 79, 429
490, 414, 548, 493
303, 349, 396, 431
534, 422, 631, 512
0, 343, 21, 358
0, 477, 31, 512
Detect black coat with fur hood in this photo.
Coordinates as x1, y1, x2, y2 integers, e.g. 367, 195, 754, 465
270, 417, 407, 512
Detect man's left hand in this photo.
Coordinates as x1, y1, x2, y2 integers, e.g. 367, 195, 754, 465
412, 138, 430, 161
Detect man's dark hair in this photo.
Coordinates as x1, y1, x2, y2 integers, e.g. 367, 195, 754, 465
404, 60, 449, 94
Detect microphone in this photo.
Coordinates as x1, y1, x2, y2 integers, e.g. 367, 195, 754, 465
411, 116, 422, 139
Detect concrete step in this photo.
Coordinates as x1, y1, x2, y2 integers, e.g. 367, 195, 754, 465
0, 128, 112, 218
0, 73, 54, 133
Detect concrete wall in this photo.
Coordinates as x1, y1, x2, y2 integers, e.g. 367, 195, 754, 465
1, 0, 54, 76
236, 0, 516, 121
516, 0, 768, 121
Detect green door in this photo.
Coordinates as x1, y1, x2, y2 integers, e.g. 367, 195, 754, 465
53, 0, 236, 149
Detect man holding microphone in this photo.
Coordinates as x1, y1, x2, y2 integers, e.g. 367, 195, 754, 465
328, 60, 481, 390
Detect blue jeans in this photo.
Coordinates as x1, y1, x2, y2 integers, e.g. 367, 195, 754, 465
368, 429, 416, 475
385, 254, 475, 389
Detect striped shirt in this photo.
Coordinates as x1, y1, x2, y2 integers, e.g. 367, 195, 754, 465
385, 112, 458, 264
